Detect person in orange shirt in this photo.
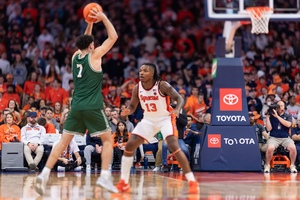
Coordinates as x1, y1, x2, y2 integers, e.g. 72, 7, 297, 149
31, 84, 45, 101
0, 88, 8, 111
22, 96, 35, 111
104, 86, 121, 108
188, 93, 207, 122
37, 117, 57, 134
3, 84, 21, 105
111, 121, 131, 168
46, 79, 68, 106
0, 113, 21, 150
184, 86, 199, 113
269, 75, 289, 94
3, 74, 23, 94
24, 72, 40, 96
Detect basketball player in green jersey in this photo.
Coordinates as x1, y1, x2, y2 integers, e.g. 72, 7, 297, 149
35, 8, 119, 195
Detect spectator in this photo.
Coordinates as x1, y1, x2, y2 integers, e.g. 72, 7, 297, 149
45, 107, 60, 131
3, 84, 20, 105
0, 88, 8, 111
286, 96, 300, 120
84, 132, 103, 172
292, 116, 300, 166
3, 73, 23, 95
109, 109, 120, 133
7, 99, 21, 125
0, 112, 21, 150
264, 101, 297, 173
53, 139, 85, 172
249, 112, 268, 154
10, 53, 27, 86
112, 121, 131, 169
21, 112, 46, 171
23, 72, 40, 96
0, 52, 10, 75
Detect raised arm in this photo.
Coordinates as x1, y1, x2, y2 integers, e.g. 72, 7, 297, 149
89, 8, 118, 60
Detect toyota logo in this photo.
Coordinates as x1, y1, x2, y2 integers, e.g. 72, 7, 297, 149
210, 137, 219, 144
223, 94, 239, 105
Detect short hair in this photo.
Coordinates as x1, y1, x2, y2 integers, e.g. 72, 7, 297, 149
37, 117, 47, 126
75, 34, 95, 50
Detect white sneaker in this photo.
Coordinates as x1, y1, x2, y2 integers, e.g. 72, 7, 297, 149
35, 175, 48, 196
152, 166, 161, 172
96, 176, 119, 193
57, 166, 65, 172
290, 164, 298, 173
74, 166, 82, 172
264, 164, 270, 173
86, 164, 91, 174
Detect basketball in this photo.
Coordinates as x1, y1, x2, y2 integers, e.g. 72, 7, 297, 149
83, 3, 103, 23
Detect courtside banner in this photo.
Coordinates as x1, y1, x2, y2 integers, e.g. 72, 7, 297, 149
211, 58, 249, 126
200, 125, 262, 171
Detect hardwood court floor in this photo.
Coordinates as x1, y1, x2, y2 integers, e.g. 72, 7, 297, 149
0, 170, 298, 199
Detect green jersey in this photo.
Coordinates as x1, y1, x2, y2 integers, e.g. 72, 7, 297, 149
71, 53, 103, 111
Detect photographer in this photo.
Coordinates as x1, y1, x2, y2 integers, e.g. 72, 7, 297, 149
264, 100, 297, 173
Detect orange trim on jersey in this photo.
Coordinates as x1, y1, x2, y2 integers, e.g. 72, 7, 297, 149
171, 114, 178, 137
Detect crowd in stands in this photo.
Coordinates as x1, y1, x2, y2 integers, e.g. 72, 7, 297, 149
0, 0, 299, 171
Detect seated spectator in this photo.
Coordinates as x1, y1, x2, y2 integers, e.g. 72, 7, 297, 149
21, 112, 46, 171
0, 88, 8, 111
249, 112, 268, 154
22, 96, 34, 111
0, 112, 21, 150
45, 107, 60, 131
84, 132, 103, 172
3, 84, 21, 105
292, 116, 300, 166
0, 109, 11, 125
112, 121, 131, 169
7, 99, 21, 125
53, 139, 85, 172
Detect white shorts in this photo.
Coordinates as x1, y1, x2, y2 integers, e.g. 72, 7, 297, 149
132, 116, 177, 142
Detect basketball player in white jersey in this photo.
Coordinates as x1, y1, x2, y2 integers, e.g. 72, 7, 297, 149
115, 63, 199, 194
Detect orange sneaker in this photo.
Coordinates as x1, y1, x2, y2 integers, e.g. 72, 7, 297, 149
188, 181, 199, 194
116, 179, 131, 193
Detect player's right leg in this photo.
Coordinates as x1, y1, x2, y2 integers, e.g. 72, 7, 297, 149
35, 133, 74, 195
166, 135, 199, 194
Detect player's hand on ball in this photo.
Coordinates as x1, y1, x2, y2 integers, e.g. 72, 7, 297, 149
88, 7, 106, 23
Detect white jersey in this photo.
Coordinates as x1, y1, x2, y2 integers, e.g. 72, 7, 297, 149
138, 80, 171, 118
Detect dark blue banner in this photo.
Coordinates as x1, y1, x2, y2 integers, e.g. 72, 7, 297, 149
211, 58, 250, 126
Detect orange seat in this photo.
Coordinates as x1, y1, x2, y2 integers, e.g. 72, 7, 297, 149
270, 155, 290, 168
167, 154, 181, 168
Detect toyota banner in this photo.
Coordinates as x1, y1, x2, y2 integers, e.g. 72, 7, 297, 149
198, 55, 262, 172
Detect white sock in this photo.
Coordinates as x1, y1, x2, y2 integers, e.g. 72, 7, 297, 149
100, 170, 111, 179
41, 167, 51, 178
120, 156, 133, 184
185, 172, 196, 182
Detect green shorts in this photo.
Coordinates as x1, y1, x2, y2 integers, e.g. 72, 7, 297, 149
63, 109, 111, 136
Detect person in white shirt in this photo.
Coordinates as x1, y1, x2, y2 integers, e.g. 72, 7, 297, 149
53, 139, 84, 172
0, 52, 11, 75
21, 112, 46, 171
